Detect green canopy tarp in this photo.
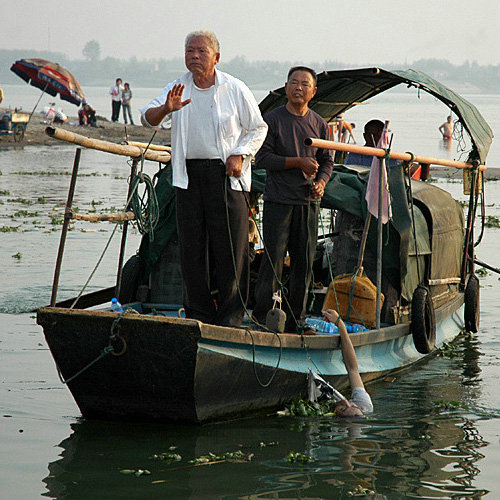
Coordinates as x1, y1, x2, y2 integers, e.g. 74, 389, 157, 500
259, 67, 493, 164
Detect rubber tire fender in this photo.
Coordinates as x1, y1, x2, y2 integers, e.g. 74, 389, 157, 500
464, 274, 480, 333
118, 254, 144, 305
411, 285, 436, 354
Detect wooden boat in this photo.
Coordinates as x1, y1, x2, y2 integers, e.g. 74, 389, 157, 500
37, 68, 493, 423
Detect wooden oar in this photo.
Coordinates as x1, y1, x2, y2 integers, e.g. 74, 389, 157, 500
45, 127, 171, 163
304, 138, 486, 170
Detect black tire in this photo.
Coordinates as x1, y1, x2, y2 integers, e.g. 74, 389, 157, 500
13, 124, 25, 143
411, 285, 436, 354
464, 274, 480, 333
118, 254, 144, 304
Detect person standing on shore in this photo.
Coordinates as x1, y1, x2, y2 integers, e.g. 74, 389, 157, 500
252, 66, 333, 333
439, 115, 453, 140
121, 82, 134, 125
110, 78, 123, 122
140, 30, 267, 327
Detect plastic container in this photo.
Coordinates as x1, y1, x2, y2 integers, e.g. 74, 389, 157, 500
304, 317, 338, 334
345, 323, 368, 333
111, 297, 123, 312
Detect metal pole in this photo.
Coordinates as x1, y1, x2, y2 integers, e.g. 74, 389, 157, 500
115, 159, 138, 299
356, 213, 371, 270
50, 148, 81, 306
28, 83, 49, 122
461, 166, 478, 285
376, 157, 384, 329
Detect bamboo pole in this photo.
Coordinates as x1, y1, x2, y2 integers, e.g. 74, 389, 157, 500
304, 138, 485, 170
70, 211, 135, 222
45, 127, 171, 163
125, 140, 172, 152
50, 148, 81, 307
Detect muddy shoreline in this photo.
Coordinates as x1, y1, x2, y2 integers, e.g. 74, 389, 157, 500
0, 114, 172, 148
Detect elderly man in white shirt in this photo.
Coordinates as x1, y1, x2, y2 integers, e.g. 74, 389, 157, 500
141, 30, 267, 327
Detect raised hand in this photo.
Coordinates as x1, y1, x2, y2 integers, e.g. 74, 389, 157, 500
164, 84, 192, 113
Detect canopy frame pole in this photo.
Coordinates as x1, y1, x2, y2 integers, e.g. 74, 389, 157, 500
50, 148, 81, 307
461, 162, 479, 285
356, 214, 371, 271
376, 155, 385, 329
115, 159, 138, 299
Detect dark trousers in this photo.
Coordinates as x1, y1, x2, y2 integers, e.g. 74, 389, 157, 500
111, 100, 121, 122
176, 160, 249, 327
253, 201, 318, 331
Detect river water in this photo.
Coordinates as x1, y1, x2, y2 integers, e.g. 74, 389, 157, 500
1, 88, 499, 498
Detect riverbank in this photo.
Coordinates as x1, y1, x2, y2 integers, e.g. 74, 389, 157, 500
0, 114, 172, 147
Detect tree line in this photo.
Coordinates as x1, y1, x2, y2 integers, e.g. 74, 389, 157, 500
1, 47, 499, 93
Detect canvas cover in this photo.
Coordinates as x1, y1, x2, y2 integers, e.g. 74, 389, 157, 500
259, 67, 493, 164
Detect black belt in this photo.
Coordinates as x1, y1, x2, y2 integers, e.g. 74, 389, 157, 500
186, 159, 224, 167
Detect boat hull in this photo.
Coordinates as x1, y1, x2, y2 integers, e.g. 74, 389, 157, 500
37, 292, 464, 423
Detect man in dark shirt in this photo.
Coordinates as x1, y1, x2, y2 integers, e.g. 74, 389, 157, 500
253, 66, 333, 333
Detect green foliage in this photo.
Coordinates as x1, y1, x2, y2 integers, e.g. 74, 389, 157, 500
475, 267, 488, 277
7, 197, 32, 204
150, 452, 182, 463
50, 215, 63, 225
120, 468, 151, 477
12, 210, 39, 218
12, 252, 22, 259
433, 400, 469, 411
436, 341, 461, 358
287, 397, 336, 417
286, 451, 313, 464
485, 215, 500, 228
188, 450, 251, 464
346, 484, 376, 496
0, 225, 19, 232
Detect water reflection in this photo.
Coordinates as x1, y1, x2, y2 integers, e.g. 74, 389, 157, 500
42, 336, 489, 499
439, 137, 453, 154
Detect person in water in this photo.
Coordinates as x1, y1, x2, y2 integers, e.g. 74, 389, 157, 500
323, 308, 373, 417
439, 115, 453, 140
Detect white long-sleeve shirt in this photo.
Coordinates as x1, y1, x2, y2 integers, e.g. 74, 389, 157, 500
140, 69, 267, 191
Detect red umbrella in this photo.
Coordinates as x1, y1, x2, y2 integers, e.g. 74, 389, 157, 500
10, 58, 85, 107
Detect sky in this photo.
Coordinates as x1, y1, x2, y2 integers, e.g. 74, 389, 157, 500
1, 0, 499, 66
